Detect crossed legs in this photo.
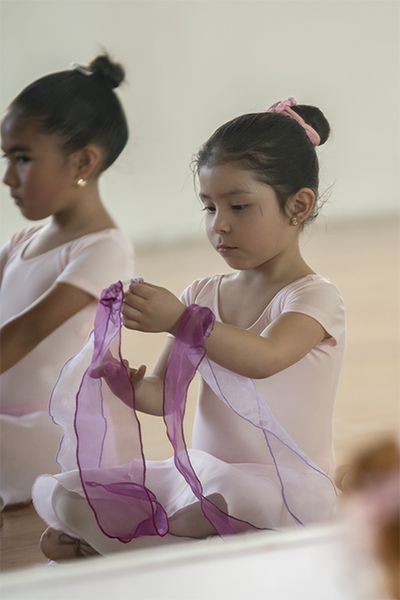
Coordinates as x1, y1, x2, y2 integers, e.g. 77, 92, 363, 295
40, 483, 228, 559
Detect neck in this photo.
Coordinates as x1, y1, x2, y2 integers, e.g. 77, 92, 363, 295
51, 181, 115, 234
238, 244, 314, 288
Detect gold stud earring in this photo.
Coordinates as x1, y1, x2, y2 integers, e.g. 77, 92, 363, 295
291, 217, 298, 226
77, 179, 87, 187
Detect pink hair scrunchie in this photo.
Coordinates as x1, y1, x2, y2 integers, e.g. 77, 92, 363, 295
267, 97, 321, 147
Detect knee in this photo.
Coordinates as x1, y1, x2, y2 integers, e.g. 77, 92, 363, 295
52, 484, 86, 534
207, 493, 228, 514
52, 482, 71, 517
169, 493, 228, 538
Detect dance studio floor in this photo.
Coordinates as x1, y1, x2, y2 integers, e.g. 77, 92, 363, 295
1, 217, 399, 574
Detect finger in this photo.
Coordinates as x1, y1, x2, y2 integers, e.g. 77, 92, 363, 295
128, 281, 153, 297
122, 317, 142, 331
130, 364, 147, 384
122, 300, 145, 320
122, 308, 152, 330
123, 291, 148, 309
89, 362, 121, 380
89, 365, 104, 379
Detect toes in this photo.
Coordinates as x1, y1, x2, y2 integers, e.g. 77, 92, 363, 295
40, 527, 78, 561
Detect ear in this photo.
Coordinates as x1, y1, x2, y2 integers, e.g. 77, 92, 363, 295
73, 145, 103, 181
289, 188, 315, 224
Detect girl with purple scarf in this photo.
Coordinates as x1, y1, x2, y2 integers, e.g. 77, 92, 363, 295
34, 98, 345, 560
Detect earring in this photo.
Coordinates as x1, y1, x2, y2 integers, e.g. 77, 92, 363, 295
291, 217, 298, 226
77, 179, 87, 188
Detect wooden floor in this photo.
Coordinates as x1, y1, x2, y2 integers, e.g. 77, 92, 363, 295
1, 217, 399, 574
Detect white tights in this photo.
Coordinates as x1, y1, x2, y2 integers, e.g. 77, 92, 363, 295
51, 483, 227, 555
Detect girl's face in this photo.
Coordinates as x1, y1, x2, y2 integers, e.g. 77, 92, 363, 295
1, 111, 79, 221
199, 163, 298, 273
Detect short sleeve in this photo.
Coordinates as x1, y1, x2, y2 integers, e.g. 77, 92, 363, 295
178, 276, 219, 308
56, 230, 134, 298
169, 277, 217, 339
179, 284, 193, 307
281, 278, 345, 345
0, 239, 11, 285
0, 226, 42, 286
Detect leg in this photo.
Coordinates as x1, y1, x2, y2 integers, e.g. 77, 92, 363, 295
42, 484, 227, 559
42, 484, 199, 557
168, 493, 228, 538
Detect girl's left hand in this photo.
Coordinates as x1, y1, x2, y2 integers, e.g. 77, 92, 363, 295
122, 281, 186, 335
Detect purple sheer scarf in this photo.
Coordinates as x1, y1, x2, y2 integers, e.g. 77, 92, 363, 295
50, 281, 336, 542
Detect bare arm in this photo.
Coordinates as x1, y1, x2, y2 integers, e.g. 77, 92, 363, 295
0, 282, 94, 374
202, 312, 326, 378
122, 281, 328, 380
119, 338, 174, 417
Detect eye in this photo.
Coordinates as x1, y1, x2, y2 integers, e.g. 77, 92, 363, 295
16, 155, 30, 164
232, 204, 248, 211
202, 205, 216, 214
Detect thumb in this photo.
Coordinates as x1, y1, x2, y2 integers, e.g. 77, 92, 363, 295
130, 364, 147, 384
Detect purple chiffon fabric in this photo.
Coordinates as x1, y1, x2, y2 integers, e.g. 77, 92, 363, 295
50, 281, 336, 543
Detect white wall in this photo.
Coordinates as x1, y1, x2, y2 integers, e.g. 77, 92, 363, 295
1, 0, 399, 248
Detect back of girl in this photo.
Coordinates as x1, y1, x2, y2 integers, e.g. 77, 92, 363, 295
0, 54, 134, 509
33, 98, 345, 560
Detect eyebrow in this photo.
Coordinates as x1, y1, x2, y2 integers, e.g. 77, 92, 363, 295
199, 188, 252, 200
1, 145, 31, 154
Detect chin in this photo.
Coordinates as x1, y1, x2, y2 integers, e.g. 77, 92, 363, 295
20, 209, 49, 221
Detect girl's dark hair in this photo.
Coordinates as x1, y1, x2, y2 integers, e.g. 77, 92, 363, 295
9, 53, 128, 170
194, 104, 330, 224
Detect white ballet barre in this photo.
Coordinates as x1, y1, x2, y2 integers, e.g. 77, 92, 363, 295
0, 522, 388, 600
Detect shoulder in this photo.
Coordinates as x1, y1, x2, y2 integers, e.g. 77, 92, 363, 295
281, 275, 343, 308
68, 228, 133, 255
179, 274, 223, 307
56, 229, 134, 296
7, 225, 43, 251
1, 225, 43, 263
279, 274, 345, 344
65, 228, 134, 269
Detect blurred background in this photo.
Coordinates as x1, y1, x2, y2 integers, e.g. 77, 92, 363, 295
1, 0, 398, 247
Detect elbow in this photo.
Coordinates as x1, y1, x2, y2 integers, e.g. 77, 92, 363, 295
250, 367, 275, 379
236, 362, 276, 379
1, 320, 44, 365
246, 356, 287, 379
25, 324, 45, 351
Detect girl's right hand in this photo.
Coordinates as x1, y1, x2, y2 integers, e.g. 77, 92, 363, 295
123, 281, 186, 335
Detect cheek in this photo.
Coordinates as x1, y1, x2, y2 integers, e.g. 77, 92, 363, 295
204, 217, 214, 238
23, 170, 45, 195
31, 167, 60, 189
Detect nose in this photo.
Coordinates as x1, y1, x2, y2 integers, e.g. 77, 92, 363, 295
2, 161, 18, 188
212, 209, 231, 234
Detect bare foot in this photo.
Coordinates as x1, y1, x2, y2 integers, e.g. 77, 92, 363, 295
40, 527, 100, 561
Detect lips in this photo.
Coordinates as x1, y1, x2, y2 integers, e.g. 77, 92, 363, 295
217, 244, 237, 253
11, 193, 22, 204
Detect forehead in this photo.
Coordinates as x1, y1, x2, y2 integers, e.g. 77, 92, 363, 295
1, 110, 60, 153
199, 164, 258, 190
198, 163, 274, 199
1, 110, 35, 138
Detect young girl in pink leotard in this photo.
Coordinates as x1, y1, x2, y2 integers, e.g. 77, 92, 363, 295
0, 54, 134, 509
34, 98, 345, 560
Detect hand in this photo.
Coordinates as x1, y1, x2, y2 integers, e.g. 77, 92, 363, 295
122, 281, 186, 335
89, 353, 147, 402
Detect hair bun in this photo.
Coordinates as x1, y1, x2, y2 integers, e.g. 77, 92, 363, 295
88, 53, 125, 90
292, 105, 330, 146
